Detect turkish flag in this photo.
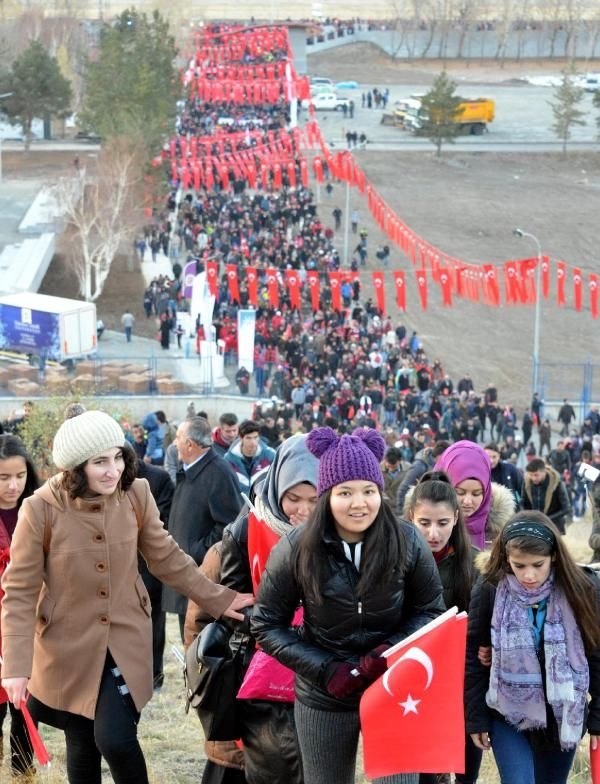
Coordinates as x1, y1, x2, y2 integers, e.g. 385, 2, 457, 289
438, 268, 453, 307
541, 255, 550, 299
226, 264, 240, 304
307, 270, 320, 311
591, 739, 600, 784
415, 268, 428, 310
246, 266, 258, 306
483, 265, 500, 307
361, 608, 467, 777
267, 267, 279, 309
22, 700, 51, 767
504, 261, 519, 304
329, 271, 342, 311
556, 260, 567, 306
393, 271, 405, 311
285, 269, 301, 310
300, 159, 309, 188
573, 267, 583, 312
247, 512, 280, 593
590, 274, 599, 319
372, 272, 385, 314
313, 156, 324, 184
205, 261, 219, 297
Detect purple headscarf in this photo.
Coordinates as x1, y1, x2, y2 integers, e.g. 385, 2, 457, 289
434, 440, 492, 549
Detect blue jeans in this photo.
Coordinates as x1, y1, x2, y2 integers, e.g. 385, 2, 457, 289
490, 715, 576, 784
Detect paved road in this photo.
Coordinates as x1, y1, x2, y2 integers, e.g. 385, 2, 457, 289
304, 82, 600, 149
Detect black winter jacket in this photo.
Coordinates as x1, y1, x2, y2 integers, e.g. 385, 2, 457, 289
465, 573, 600, 739
251, 521, 445, 712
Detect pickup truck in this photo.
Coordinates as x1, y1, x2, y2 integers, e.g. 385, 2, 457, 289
302, 92, 351, 111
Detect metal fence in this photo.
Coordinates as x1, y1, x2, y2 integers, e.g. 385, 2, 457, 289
538, 361, 599, 417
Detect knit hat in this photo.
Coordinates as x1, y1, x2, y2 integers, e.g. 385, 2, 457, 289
307, 427, 385, 496
52, 410, 125, 470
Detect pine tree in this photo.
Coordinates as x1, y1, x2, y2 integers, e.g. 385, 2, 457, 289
0, 39, 72, 149
418, 71, 462, 157
549, 63, 586, 157
79, 8, 178, 158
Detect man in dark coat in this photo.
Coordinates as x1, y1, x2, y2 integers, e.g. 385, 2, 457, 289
521, 458, 572, 534
484, 442, 523, 510
136, 458, 174, 689
557, 398, 576, 437
162, 416, 243, 639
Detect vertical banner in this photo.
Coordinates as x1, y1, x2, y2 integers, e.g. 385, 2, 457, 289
183, 260, 198, 300
246, 266, 258, 306
267, 268, 279, 308
237, 309, 256, 373
573, 267, 583, 312
393, 270, 406, 311
285, 269, 301, 310
205, 260, 219, 297
307, 270, 320, 311
415, 268, 428, 311
226, 264, 240, 304
439, 269, 453, 307
541, 255, 550, 299
590, 274, 599, 320
329, 271, 342, 311
190, 273, 213, 339
556, 261, 566, 306
372, 271, 385, 314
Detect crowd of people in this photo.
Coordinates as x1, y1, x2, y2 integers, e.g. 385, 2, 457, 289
2, 20, 600, 784
0, 403, 599, 783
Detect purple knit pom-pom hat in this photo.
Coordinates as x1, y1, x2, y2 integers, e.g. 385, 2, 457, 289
306, 427, 385, 496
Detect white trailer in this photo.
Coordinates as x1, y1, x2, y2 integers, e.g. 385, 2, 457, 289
0, 292, 97, 362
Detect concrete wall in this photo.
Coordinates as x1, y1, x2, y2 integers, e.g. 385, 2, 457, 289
0, 394, 257, 428
307, 23, 600, 61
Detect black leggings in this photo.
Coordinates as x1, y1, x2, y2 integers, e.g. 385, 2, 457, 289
0, 700, 34, 773
63, 656, 148, 784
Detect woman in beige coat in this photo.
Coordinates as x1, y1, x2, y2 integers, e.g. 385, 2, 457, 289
0, 410, 252, 784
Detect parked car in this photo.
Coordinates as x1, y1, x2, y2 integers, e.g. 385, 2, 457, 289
302, 92, 351, 111
310, 76, 334, 88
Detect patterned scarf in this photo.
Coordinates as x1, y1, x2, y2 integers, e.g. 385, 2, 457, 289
486, 571, 589, 750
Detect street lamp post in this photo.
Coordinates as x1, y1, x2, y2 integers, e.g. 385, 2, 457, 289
513, 227, 542, 399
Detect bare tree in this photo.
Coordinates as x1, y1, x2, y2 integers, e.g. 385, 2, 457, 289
56, 137, 147, 302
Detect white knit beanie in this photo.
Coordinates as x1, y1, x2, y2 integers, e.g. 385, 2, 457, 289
52, 410, 125, 470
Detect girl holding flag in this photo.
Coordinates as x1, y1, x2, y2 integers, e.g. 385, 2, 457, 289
465, 511, 600, 784
217, 433, 319, 784
405, 471, 482, 784
252, 427, 445, 784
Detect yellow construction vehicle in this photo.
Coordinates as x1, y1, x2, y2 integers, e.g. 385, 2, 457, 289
383, 96, 495, 135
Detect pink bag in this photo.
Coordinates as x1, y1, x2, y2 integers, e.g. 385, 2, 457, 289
237, 607, 303, 702
236, 650, 295, 702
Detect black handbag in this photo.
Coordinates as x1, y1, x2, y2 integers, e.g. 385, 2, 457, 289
184, 620, 240, 741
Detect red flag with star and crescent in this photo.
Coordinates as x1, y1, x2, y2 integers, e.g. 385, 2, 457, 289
285, 269, 301, 310
205, 261, 219, 297
247, 511, 280, 593
267, 267, 279, 309
307, 271, 320, 311
392, 271, 406, 311
246, 266, 258, 306
372, 271, 385, 314
226, 264, 240, 304
360, 608, 467, 777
